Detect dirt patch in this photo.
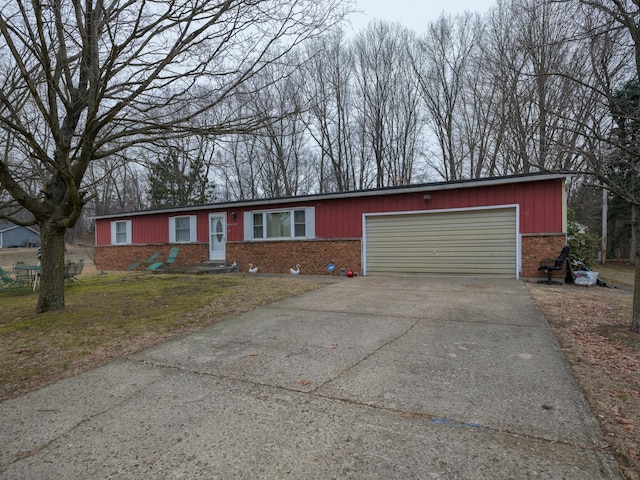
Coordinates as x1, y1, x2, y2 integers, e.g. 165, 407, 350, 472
527, 281, 640, 480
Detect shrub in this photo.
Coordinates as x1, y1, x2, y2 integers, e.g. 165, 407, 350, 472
567, 211, 600, 268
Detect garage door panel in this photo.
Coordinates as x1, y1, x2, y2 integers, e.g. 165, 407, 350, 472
364, 208, 517, 277
366, 224, 514, 234
366, 247, 516, 257
366, 228, 515, 239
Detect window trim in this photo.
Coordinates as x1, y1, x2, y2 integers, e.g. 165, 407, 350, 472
169, 215, 197, 243
244, 207, 315, 241
110, 220, 132, 245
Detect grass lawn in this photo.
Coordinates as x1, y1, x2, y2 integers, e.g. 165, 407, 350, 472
0, 267, 333, 401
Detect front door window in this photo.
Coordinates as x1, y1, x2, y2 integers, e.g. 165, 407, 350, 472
209, 214, 226, 261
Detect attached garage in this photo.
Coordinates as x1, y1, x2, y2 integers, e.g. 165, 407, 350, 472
363, 206, 519, 278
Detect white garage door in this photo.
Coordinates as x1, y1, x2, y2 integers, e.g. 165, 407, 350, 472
364, 207, 518, 277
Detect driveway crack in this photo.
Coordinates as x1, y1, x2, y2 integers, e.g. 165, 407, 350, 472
309, 315, 420, 394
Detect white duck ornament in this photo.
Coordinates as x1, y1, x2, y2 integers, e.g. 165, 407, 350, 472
248, 263, 258, 273
290, 264, 300, 275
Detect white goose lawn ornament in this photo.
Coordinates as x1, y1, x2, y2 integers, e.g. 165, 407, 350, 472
248, 263, 258, 273
290, 264, 300, 275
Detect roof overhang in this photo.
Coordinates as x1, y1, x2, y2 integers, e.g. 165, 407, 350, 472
0, 224, 39, 234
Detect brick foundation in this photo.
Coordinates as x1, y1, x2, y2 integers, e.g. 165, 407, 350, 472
521, 234, 568, 281
95, 239, 361, 275
227, 239, 361, 275
96, 235, 564, 280
95, 243, 209, 271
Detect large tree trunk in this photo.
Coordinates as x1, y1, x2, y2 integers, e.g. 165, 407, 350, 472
633, 205, 640, 333
36, 222, 67, 313
630, 206, 637, 266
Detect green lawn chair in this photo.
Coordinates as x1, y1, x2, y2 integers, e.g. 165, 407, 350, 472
124, 260, 141, 271
147, 247, 179, 271
145, 251, 161, 265
0, 266, 21, 289
125, 251, 160, 271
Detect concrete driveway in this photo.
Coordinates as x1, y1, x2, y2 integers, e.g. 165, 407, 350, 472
0, 276, 620, 479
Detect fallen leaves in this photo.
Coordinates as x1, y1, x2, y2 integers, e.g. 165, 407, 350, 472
527, 281, 640, 479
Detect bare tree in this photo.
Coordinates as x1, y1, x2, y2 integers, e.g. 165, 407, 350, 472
216, 130, 264, 201
555, 0, 640, 332
411, 13, 482, 181
244, 57, 312, 198
84, 152, 146, 215
354, 21, 424, 187
515, 0, 594, 172
0, 0, 349, 312
66, 152, 146, 244
304, 30, 360, 192
455, 0, 594, 179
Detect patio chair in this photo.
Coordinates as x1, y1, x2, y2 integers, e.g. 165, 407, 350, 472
63, 259, 85, 285
125, 251, 160, 271
75, 258, 84, 276
0, 266, 21, 289
124, 260, 141, 271
72, 258, 84, 282
537, 245, 571, 285
64, 261, 78, 285
147, 247, 180, 271
13, 261, 33, 286
144, 251, 160, 265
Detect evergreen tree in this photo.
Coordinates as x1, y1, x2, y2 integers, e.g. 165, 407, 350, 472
606, 79, 640, 263
148, 150, 216, 208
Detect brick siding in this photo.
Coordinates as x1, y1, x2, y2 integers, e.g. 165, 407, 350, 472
227, 239, 361, 275
95, 239, 361, 275
95, 243, 209, 271
521, 234, 568, 281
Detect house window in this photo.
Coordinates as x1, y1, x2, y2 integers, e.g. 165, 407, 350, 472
266, 211, 291, 238
294, 210, 306, 237
244, 207, 314, 240
110, 220, 131, 245
175, 217, 191, 242
253, 213, 263, 239
169, 216, 197, 243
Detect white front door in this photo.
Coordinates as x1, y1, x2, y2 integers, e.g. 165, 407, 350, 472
209, 213, 226, 261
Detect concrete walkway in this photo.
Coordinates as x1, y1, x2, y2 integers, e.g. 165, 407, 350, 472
0, 276, 620, 479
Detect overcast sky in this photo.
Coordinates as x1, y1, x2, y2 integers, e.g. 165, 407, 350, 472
348, 0, 497, 34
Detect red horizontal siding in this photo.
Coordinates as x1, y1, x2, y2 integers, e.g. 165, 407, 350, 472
95, 208, 246, 246
94, 178, 564, 246
314, 179, 563, 238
